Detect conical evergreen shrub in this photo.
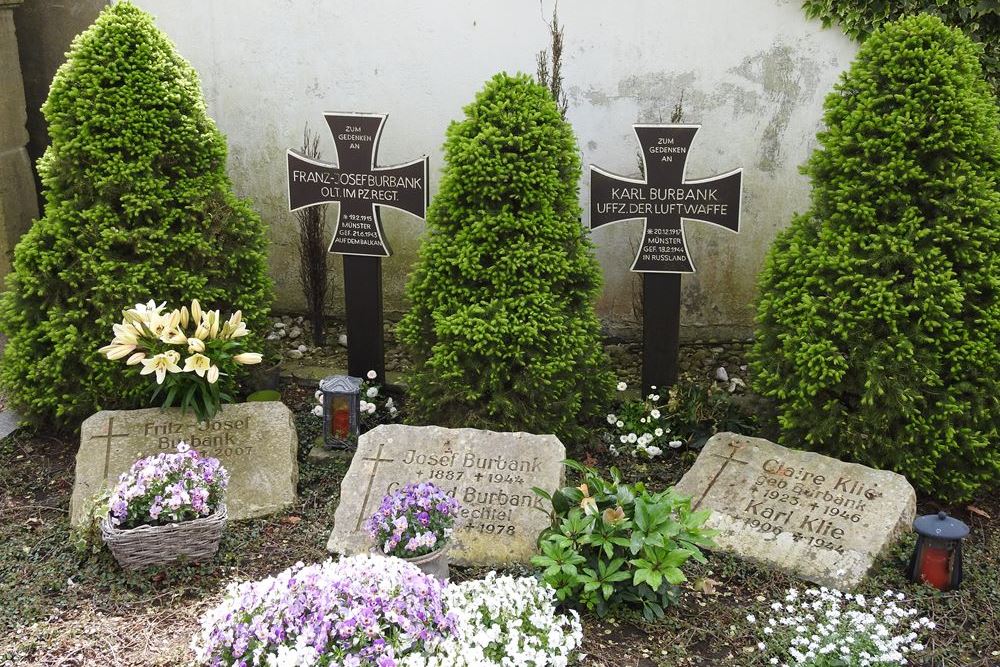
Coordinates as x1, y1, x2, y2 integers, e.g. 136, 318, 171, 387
398, 73, 613, 440
0, 3, 272, 429
751, 14, 1000, 501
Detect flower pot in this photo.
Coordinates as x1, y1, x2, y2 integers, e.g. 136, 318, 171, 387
379, 543, 450, 582
101, 504, 227, 570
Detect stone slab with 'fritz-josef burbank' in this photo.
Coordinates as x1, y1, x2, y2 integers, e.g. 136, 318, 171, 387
70, 401, 298, 525
674, 432, 916, 589
327, 424, 564, 566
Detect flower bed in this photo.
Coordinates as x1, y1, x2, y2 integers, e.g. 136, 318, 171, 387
748, 587, 935, 666
191, 557, 582, 666
432, 573, 583, 667
191, 555, 453, 666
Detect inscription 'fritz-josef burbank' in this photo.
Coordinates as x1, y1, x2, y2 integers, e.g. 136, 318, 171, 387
675, 432, 915, 589
328, 424, 564, 566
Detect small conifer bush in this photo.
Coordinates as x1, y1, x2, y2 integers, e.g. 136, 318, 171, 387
0, 3, 272, 429
398, 73, 613, 439
752, 14, 1000, 501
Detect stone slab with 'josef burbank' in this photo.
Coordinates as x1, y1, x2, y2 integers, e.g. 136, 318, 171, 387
674, 432, 915, 589
70, 402, 298, 525
328, 424, 564, 566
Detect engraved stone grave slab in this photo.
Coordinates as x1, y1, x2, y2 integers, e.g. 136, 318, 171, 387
327, 424, 564, 566
71, 402, 298, 525
674, 432, 915, 589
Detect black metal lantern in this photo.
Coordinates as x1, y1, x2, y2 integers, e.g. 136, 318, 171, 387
320, 375, 361, 450
908, 511, 969, 591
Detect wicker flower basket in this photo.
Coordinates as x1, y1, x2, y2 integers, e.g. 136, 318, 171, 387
101, 504, 227, 570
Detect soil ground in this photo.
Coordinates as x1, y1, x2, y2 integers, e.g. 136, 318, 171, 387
1, 342, 997, 667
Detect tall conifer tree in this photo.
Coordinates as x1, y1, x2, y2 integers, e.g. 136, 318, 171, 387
0, 3, 272, 428
399, 73, 612, 439
752, 15, 1000, 501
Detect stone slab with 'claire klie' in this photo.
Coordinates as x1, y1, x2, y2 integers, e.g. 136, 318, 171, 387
674, 432, 916, 589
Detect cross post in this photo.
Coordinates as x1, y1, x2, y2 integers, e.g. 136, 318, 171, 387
590, 125, 742, 391
353, 443, 396, 531
287, 113, 429, 381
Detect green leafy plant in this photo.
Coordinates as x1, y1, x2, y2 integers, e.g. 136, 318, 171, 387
661, 374, 759, 446
398, 72, 613, 441
0, 2, 272, 430
751, 14, 1000, 501
532, 460, 716, 620
802, 1, 1000, 96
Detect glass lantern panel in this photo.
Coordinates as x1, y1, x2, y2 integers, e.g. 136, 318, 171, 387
332, 394, 351, 439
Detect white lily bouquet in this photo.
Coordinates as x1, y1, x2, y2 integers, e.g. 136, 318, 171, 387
99, 299, 262, 422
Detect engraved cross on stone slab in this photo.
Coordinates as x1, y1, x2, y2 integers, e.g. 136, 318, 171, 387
590, 125, 743, 391
354, 443, 395, 532
692, 442, 750, 510
90, 416, 129, 480
286, 113, 429, 381
287, 113, 428, 257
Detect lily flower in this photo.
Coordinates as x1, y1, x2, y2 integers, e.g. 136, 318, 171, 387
98, 343, 136, 360
160, 327, 188, 345
232, 352, 262, 365
111, 323, 140, 346
207, 310, 221, 339
221, 316, 249, 339
207, 365, 220, 384
183, 353, 213, 377
187, 337, 206, 353
140, 351, 182, 384
179, 305, 189, 329
190, 299, 202, 326
125, 352, 146, 366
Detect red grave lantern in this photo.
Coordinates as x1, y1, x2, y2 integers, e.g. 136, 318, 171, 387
908, 511, 969, 591
320, 375, 361, 450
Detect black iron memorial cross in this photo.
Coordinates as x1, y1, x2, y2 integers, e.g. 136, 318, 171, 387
590, 125, 742, 391
287, 113, 428, 380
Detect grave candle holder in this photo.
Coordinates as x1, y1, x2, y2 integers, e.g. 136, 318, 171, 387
319, 375, 362, 450
908, 511, 969, 591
